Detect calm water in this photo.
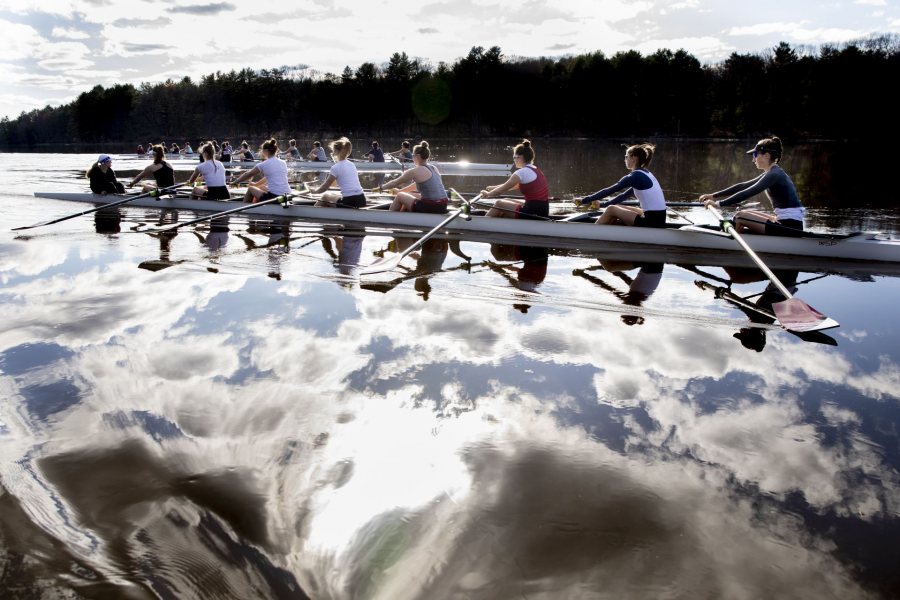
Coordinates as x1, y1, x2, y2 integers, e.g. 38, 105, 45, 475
1, 144, 900, 599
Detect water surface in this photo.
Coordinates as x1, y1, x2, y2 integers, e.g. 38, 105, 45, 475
1, 145, 899, 599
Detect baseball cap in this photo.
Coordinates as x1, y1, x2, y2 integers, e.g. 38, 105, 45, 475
97, 154, 112, 164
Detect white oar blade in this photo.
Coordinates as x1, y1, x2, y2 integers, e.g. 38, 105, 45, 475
360, 255, 401, 275
773, 298, 840, 332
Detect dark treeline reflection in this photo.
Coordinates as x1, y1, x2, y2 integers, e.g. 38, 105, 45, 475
2, 36, 899, 147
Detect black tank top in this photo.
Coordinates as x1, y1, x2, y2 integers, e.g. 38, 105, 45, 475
153, 162, 175, 187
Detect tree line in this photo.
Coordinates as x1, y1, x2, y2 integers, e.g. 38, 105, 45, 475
1, 36, 898, 148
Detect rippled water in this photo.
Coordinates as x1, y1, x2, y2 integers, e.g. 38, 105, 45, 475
1, 147, 900, 599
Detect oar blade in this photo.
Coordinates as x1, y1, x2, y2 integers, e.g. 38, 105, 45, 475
360, 255, 401, 275
772, 298, 839, 332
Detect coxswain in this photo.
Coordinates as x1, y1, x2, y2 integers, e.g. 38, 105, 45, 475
86, 155, 125, 195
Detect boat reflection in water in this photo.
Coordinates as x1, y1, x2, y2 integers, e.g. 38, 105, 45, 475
573, 260, 664, 325
361, 237, 450, 299
689, 265, 838, 350
3, 212, 900, 599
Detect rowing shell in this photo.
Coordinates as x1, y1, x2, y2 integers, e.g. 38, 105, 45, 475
112, 156, 513, 175
32, 191, 900, 263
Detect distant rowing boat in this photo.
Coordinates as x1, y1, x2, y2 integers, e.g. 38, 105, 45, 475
32, 190, 900, 264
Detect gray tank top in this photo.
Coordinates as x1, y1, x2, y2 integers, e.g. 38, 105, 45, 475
415, 164, 446, 200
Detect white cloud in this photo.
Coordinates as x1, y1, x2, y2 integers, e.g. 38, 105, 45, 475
854, 0, 886, 5
0, 20, 45, 60
51, 26, 90, 40
727, 22, 864, 44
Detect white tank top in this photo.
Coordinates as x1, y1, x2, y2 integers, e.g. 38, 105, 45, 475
632, 170, 666, 211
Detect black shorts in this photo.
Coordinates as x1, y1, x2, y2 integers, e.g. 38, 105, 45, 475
205, 186, 231, 200
516, 200, 549, 220
413, 198, 448, 214
336, 193, 366, 209
766, 218, 804, 236
633, 209, 667, 228
260, 192, 286, 201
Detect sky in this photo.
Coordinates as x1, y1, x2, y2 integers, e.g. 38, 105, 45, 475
1, 0, 897, 120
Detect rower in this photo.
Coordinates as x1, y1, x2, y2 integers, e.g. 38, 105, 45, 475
137, 144, 145, 156
581, 143, 667, 227
388, 140, 413, 163
187, 142, 229, 199
280, 139, 301, 159
219, 140, 233, 163
86, 154, 125, 195
377, 141, 448, 213
480, 139, 549, 219
236, 140, 255, 161
307, 141, 328, 162
182, 141, 194, 155
699, 136, 805, 235
366, 141, 385, 162
230, 138, 291, 203
310, 137, 367, 208
128, 145, 176, 193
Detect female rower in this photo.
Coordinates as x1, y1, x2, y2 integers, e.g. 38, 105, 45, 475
366, 141, 385, 162
377, 141, 448, 213
480, 139, 549, 219
182, 141, 194, 155
310, 137, 366, 208
231, 138, 291, 203
137, 144, 145, 155
219, 140, 233, 162
389, 140, 413, 163
128, 144, 176, 192
280, 139, 301, 159
237, 141, 255, 161
699, 136, 804, 235
86, 154, 125, 195
187, 142, 229, 199
307, 141, 328, 162
581, 143, 667, 227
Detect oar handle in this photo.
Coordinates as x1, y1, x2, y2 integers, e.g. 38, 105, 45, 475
706, 204, 794, 299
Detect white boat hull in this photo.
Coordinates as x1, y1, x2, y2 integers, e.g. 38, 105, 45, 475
112, 157, 512, 175
32, 191, 900, 263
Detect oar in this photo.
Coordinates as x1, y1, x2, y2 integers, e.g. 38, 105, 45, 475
449, 188, 556, 221
706, 204, 838, 332
142, 193, 296, 233
361, 194, 477, 275
13, 183, 185, 231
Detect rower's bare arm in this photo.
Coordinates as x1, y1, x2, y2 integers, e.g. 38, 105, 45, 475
481, 174, 521, 199
312, 174, 337, 194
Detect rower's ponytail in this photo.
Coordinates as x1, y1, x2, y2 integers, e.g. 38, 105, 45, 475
413, 140, 431, 160
152, 144, 165, 165
626, 143, 655, 168
757, 136, 783, 162
261, 138, 278, 155
514, 139, 535, 163
200, 142, 217, 172
330, 137, 352, 161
